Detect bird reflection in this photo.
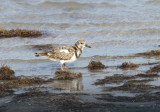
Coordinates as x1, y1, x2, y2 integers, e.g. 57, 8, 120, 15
47, 78, 83, 91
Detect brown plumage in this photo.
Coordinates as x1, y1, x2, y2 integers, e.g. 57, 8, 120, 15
35, 40, 91, 71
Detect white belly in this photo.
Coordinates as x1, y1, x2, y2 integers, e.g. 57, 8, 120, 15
60, 53, 77, 64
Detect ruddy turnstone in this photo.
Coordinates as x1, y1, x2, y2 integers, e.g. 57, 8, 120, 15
35, 40, 91, 71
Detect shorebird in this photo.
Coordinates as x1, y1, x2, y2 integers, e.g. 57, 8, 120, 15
35, 40, 91, 71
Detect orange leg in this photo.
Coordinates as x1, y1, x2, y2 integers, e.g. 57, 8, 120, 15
60, 64, 64, 71
64, 64, 69, 71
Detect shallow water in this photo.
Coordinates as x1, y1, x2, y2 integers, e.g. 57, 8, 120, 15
0, 0, 160, 99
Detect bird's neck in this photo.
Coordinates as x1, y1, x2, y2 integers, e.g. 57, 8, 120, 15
74, 45, 82, 58
75, 44, 84, 51
75, 44, 79, 49
76, 49, 82, 58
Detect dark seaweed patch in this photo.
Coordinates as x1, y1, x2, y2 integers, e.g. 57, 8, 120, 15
119, 62, 139, 69
125, 79, 154, 84
94, 73, 159, 85
88, 61, 106, 70
0, 65, 15, 80
135, 73, 159, 77
137, 50, 160, 56
94, 74, 135, 85
54, 71, 82, 80
106, 82, 154, 93
146, 64, 160, 73
0, 77, 47, 97
0, 29, 42, 38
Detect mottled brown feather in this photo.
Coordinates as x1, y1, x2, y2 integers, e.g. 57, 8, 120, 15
37, 46, 77, 60
48, 51, 74, 60
35, 40, 89, 62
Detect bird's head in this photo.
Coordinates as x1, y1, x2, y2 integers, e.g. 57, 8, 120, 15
75, 40, 91, 49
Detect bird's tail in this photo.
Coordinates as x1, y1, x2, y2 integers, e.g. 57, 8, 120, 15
35, 52, 48, 57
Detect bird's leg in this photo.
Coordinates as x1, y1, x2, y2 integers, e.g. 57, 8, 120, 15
64, 63, 69, 71
60, 64, 64, 71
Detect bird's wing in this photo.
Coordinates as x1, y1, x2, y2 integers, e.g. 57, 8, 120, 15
47, 46, 76, 60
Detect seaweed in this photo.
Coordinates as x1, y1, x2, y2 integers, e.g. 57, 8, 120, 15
0, 65, 15, 80
137, 50, 160, 56
94, 73, 159, 85
88, 61, 106, 70
54, 71, 82, 80
94, 74, 135, 85
106, 82, 153, 93
146, 64, 160, 73
135, 73, 159, 77
0, 77, 47, 97
125, 79, 154, 84
119, 62, 139, 69
0, 28, 42, 38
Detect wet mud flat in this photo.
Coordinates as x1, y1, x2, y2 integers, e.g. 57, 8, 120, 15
1, 91, 160, 112
0, 91, 112, 112
1, 62, 160, 112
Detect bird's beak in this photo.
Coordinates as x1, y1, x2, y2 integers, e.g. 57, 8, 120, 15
85, 44, 91, 48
